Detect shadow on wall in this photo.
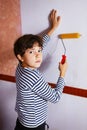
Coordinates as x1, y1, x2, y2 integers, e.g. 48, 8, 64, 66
37, 28, 54, 73
39, 54, 53, 73
0, 112, 3, 129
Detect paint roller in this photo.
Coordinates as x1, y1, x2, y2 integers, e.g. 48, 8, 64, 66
58, 33, 81, 64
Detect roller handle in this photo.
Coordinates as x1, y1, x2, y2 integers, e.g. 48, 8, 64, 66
61, 55, 66, 64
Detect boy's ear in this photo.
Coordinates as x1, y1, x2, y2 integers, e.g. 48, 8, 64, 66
17, 54, 24, 62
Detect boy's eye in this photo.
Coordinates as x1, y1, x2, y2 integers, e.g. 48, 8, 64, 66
29, 51, 34, 54
28, 48, 42, 54
38, 49, 42, 52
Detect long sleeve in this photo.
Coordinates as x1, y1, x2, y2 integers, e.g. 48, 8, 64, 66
31, 73, 65, 104
42, 34, 50, 49
15, 64, 65, 127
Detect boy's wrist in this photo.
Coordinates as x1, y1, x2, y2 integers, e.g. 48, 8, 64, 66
47, 27, 56, 36
59, 72, 65, 78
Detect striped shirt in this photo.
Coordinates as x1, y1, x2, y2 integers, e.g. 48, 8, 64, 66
15, 34, 65, 128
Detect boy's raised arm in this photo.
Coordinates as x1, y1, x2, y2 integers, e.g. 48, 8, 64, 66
47, 9, 61, 36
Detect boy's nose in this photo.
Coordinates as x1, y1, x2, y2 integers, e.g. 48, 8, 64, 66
35, 52, 40, 57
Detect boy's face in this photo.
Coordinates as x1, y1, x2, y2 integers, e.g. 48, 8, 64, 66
18, 42, 43, 69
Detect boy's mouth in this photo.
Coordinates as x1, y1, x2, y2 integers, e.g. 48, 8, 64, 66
36, 60, 41, 63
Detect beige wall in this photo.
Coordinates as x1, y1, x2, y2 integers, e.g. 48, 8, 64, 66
0, 0, 21, 76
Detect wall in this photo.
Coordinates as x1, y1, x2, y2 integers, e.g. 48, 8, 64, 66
47, 95, 87, 130
20, 0, 87, 89
0, 80, 17, 130
0, 80, 87, 130
0, 0, 21, 129
0, 0, 21, 76
0, 0, 87, 130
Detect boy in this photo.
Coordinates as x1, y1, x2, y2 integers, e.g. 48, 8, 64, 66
14, 9, 68, 130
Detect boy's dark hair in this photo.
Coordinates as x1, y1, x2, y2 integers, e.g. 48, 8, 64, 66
14, 34, 43, 58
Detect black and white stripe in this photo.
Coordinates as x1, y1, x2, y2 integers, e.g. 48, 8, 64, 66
15, 34, 65, 128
